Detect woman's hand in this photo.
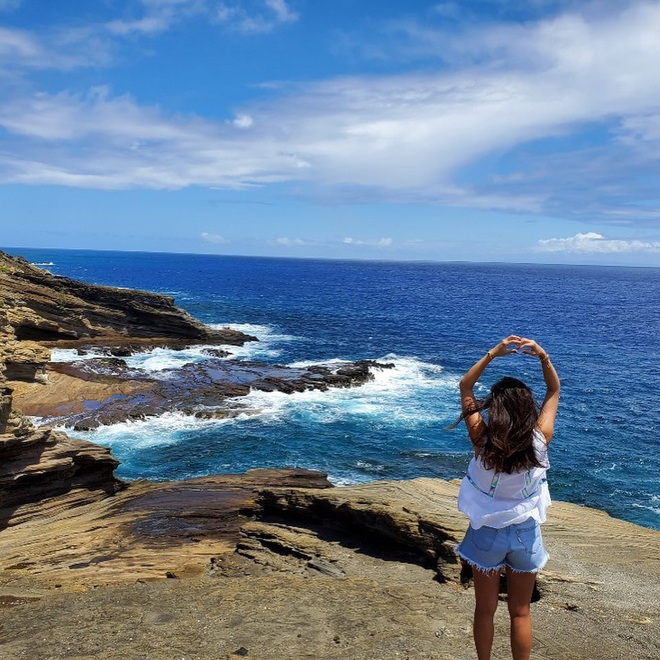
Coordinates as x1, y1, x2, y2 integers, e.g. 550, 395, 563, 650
518, 337, 548, 359
489, 335, 522, 358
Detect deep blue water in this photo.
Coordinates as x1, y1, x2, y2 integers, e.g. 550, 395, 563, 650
6, 247, 660, 530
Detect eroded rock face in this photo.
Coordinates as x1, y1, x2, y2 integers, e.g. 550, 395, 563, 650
0, 250, 252, 344
0, 468, 333, 576
1, 340, 50, 382
0, 387, 11, 432
1, 474, 658, 660
0, 386, 123, 517
0, 250, 256, 383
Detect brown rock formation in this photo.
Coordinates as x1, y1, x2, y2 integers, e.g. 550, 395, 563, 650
9, 357, 393, 430
0, 475, 657, 659
0, 249, 255, 383
0, 388, 123, 519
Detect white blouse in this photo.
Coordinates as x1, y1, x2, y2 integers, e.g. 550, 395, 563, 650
457, 430, 551, 529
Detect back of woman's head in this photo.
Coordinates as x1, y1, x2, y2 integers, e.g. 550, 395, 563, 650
480, 377, 542, 473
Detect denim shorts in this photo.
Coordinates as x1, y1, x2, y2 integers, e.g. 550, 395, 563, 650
456, 519, 549, 574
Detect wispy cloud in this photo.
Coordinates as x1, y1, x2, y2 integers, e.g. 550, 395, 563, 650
106, 16, 171, 36
201, 231, 230, 244
0, 25, 114, 70
0, 1, 299, 74
105, 0, 299, 37
270, 237, 318, 247
214, 0, 299, 34
536, 232, 660, 253
343, 237, 393, 248
2, 2, 660, 226
105, 0, 209, 36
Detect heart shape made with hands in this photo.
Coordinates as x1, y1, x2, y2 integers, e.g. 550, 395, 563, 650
500, 336, 542, 356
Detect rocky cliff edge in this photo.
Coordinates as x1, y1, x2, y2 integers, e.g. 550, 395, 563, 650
0, 249, 254, 382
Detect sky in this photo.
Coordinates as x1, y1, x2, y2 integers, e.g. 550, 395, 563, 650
2, 1, 660, 265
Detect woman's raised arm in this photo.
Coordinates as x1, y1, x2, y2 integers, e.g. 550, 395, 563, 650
459, 335, 521, 450
519, 338, 560, 444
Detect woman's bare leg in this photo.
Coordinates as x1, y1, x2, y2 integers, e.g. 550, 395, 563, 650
505, 567, 537, 660
472, 568, 501, 660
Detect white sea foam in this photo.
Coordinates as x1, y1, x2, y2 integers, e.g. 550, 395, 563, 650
50, 345, 217, 373
123, 346, 214, 372
355, 460, 386, 473
634, 493, 659, 508
50, 348, 104, 362
50, 321, 297, 374
63, 354, 458, 452
235, 353, 458, 426
327, 474, 369, 487
208, 322, 299, 360
631, 501, 660, 516
62, 411, 242, 450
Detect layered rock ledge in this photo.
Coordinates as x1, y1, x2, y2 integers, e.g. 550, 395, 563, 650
0, 249, 255, 384
0, 468, 658, 659
0, 250, 250, 346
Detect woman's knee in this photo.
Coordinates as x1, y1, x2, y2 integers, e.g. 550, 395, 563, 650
475, 599, 499, 618
507, 601, 531, 619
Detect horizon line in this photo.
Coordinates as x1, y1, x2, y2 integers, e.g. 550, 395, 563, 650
2, 245, 659, 271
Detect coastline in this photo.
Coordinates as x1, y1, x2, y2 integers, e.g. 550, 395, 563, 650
5, 247, 659, 529
1, 249, 659, 658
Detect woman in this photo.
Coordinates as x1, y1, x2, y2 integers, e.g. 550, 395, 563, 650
454, 335, 560, 660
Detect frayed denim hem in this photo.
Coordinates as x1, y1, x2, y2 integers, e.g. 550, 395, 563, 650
456, 548, 505, 575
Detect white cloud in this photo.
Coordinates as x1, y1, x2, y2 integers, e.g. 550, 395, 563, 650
232, 114, 254, 129
0, 25, 114, 71
106, 0, 209, 35
536, 232, 660, 253
201, 231, 229, 244
271, 237, 307, 246
106, 17, 171, 36
343, 237, 393, 248
0, 27, 40, 58
0, 88, 302, 188
0, 1, 298, 74
265, 0, 297, 24
214, 0, 298, 34
2, 1, 660, 224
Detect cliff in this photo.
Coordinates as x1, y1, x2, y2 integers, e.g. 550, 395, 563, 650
0, 249, 254, 382
0, 387, 123, 519
0, 249, 259, 514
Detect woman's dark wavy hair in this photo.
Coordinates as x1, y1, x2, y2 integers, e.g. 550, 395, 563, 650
455, 376, 543, 474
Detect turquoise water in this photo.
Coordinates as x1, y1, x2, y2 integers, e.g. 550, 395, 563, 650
8, 247, 660, 530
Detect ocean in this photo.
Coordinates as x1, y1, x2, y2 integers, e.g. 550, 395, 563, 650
7, 247, 660, 530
